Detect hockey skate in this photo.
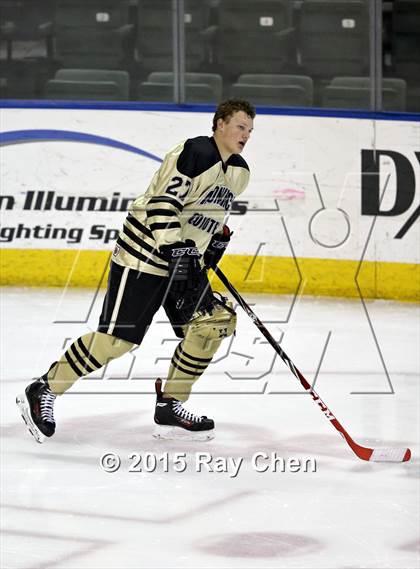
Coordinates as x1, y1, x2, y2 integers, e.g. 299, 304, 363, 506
16, 378, 56, 443
153, 378, 215, 441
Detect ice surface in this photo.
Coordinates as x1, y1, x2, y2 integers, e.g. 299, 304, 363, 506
1, 287, 419, 569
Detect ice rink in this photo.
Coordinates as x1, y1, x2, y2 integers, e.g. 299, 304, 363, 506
1, 286, 419, 569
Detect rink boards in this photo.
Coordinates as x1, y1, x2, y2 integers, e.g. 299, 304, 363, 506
0, 105, 419, 301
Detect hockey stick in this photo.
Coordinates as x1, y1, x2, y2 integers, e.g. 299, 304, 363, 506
214, 266, 411, 463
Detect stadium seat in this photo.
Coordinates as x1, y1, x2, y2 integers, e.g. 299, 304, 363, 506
322, 77, 407, 111
136, 0, 214, 74
213, 0, 295, 78
231, 74, 313, 107
299, 0, 370, 80
44, 69, 130, 101
0, 0, 55, 98
0, 0, 54, 60
53, 0, 134, 69
392, 0, 420, 81
139, 72, 223, 103
391, 0, 420, 112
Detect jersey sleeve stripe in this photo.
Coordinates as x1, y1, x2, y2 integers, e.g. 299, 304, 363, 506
146, 208, 178, 218
126, 214, 154, 239
116, 237, 169, 271
148, 196, 184, 212
149, 221, 181, 232
122, 225, 167, 261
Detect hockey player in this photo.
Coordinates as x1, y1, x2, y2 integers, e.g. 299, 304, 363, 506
17, 98, 255, 442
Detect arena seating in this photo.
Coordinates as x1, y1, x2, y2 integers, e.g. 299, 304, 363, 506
231, 74, 313, 107
0, 0, 418, 112
44, 68, 129, 100
391, 0, 420, 111
53, 0, 134, 69
212, 0, 295, 80
298, 0, 370, 79
139, 71, 223, 103
135, 0, 214, 74
322, 76, 407, 111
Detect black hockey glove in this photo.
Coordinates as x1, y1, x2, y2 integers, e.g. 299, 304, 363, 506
160, 239, 201, 294
204, 225, 232, 269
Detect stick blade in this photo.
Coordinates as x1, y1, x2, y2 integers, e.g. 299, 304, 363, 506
369, 447, 411, 462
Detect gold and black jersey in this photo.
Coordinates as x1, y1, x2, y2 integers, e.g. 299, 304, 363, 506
112, 136, 250, 276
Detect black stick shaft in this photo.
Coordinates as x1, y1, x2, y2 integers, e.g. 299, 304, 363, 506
214, 266, 308, 389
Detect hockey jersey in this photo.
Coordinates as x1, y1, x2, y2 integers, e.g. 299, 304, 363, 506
112, 135, 250, 276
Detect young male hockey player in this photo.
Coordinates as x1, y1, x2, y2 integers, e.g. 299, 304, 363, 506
17, 98, 255, 442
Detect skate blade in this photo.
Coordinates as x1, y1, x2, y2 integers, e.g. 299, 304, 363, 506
153, 424, 215, 441
16, 394, 45, 444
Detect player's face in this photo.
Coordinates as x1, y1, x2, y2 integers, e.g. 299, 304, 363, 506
217, 111, 253, 157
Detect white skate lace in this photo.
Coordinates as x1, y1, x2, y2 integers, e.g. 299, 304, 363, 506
172, 400, 202, 423
40, 388, 56, 423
